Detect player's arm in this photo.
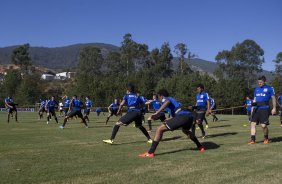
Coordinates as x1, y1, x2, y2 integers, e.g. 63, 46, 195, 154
145, 100, 153, 105
117, 100, 125, 114
5, 101, 13, 108
151, 100, 170, 120
277, 97, 281, 107
69, 99, 73, 111
271, 95, 277, 115
206, 99, 211, 116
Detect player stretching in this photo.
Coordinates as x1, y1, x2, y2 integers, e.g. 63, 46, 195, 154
46, 96, 59, 124
105, 99, 120, 125
84, 96, 93, 123
139, 89, 205, 157
5, 96, 18, 123
103, 84, 152, 144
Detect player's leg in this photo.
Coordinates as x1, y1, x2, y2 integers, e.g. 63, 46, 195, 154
135, 113, 152, 142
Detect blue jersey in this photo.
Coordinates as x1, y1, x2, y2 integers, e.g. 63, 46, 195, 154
5, 98, 13, 109
72, 98, 83, 111
210, 98, 216, 109
109, 103, 119, 111
64, 99, 70, 107
85, 100, 93, 110
123, 92, 143, 111
96, 107, 102, 113
162, 97, 190, 116
254, 85, 275, 109
40, 100, 46, 108
46, 100, 58, 111
196, 92, 210, 110
245, 99, 253, 111
151, 100, 162, 111
278, 96, 282, 105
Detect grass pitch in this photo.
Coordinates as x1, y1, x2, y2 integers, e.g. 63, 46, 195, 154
0, 112, 282, 184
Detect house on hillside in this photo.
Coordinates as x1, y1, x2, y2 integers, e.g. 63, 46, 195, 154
41, 73, 55, 80
55, 72, 76, 80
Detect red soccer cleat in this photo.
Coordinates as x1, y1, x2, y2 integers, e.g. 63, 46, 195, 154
198, 146, 205, 152
263, 139, 269, 144
138, 152, 155, 157
248, 140, 256, 145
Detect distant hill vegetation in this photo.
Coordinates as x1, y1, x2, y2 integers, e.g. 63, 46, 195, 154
0, 43, 274, 80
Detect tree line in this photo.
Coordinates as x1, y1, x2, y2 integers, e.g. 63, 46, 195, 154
0, 34, 282, 112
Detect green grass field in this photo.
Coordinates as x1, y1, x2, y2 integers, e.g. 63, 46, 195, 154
1, 112, 282, 184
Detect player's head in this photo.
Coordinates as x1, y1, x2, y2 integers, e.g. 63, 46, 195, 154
85, 96, 89, 100
157, 89, 169, 100
136, 90, 141, 96
73, 95, 77, 99
258, 76, 266, 86
246, 96, 251, 100
152, 94, 158, 100
197, 84, 205, 92
51, 96, 55, 100
114, 99, 118, 103
127, 84, 135, 93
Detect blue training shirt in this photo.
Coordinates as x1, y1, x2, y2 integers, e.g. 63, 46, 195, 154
46, 100, 58, 111
151, 100, 162, 111
245, 99, 253, 112
196, 92, 210, 110
64, 99, 70, 107
72, 98, 83, 111
278, 96, 282, 105
254, 85, 275, 109
162, 97, 190, 116
110, 103, 119, 111
85, 100, 93, 110
123, 92, 143, 112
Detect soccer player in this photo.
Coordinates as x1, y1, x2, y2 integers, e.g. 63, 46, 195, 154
105, 99, 120, 125
244, 96, 253, 122
60, 95, 88, 129
277, 93, 282, 127
62, 95, 70, 116
95, 107, 103, 116
193, 84, 211, 138
38, 99, 47, 120
5, 96, 18, 123
145, 94, 166, 132
248, 76, 276, 144
103, 84, 152, 144
84, 96, 93, 123
138, 89, 205, 157
137, 91, 147, 124
210, 95, 219, 122
46, 96, 59, 124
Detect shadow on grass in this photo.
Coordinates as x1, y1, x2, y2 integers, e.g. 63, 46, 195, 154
217, 119, 229, 122
267, 136, 282, 143
206, 132, 237, 138
162, 136, 182, 142
156, 141, 220, 156
110, 140, 149, 145
209, 125, 231, 129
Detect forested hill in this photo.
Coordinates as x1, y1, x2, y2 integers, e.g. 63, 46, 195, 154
0, 43, 120, 70
0, 43, 274, 79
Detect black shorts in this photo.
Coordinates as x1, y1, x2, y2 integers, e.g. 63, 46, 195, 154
247, 110, 251, 116
119, 110, 142, 127
39, 107, 46, 113
110, 109, 118, 116
68, 110, 83, 119
251, 108, 270, 125
154, 112, 166, 122
48, 109, 56, 116
195, 111, 206, 123
165, 114, 194, 131
8, 107, 17, 113
84, 109, 90, 115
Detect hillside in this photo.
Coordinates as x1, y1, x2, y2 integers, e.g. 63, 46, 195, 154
0, 43, 274, 80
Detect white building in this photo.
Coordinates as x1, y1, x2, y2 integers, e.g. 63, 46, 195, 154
56, 72, 76, 79
41, 74, 55, 80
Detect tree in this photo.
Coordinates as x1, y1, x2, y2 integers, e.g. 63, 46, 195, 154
11, 44, 32, 73
174, 43, 193, 74
215, 39, 264, 88
2, 70, 22, 97
120, 33, 138, 76
273, 52, 282, 76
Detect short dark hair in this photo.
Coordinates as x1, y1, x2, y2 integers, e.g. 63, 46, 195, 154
258, 76, 266, 82
127, 84, 135, 92
157, 89, 169, 97
73, 95, 77, 98
197, 84, 205, 89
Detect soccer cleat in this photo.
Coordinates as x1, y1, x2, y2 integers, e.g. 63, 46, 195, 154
46, 121, 49, 124
59, 125, 64, 129
147, 129, 152, 133
138, 152, 155, 157
263, 139, 269, 144
103, 139, 114, 144
147, 139, 153, 144
198, 146, 205, 152
205, 125, 209, 129
248, 140, 256, 144
85, 126, 89, 128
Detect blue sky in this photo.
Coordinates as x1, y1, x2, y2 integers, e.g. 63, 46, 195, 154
1, 0, 281, 71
